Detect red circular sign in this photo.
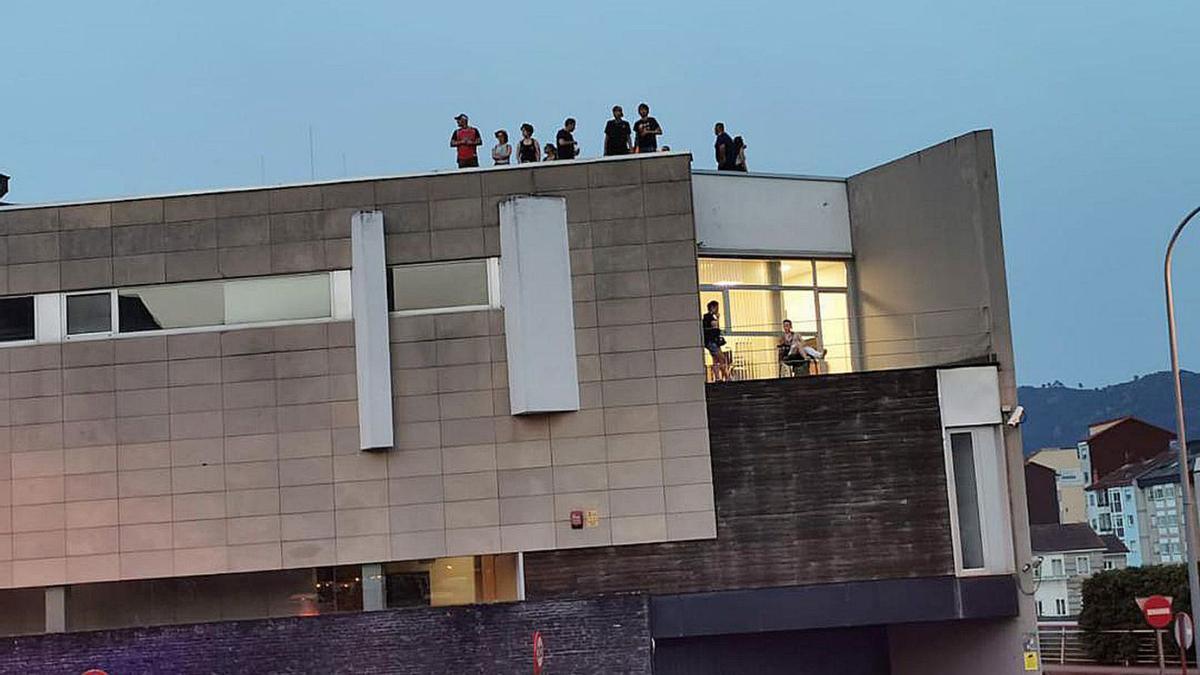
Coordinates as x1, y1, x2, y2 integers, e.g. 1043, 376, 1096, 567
533, 631, 545, 674
1144, 595, 1174, 629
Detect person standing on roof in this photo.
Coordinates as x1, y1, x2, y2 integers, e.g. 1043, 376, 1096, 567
714, 122, 737, 171
450, 114, 483, 168
603, 105, 632, 156
556, 118, 579, 160
633, 103, 662, 153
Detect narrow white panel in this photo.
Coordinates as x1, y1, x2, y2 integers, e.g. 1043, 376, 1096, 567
937, 366, 1003, 427
500, 196, 580, 414
351, 210, 394, 450
35, 294, 61, 343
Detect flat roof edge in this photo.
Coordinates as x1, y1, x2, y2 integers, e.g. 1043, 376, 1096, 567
1, 150, 696, 212
691, 169, 846, 182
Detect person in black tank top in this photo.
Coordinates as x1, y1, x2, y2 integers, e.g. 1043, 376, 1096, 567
517, 123, 540, 163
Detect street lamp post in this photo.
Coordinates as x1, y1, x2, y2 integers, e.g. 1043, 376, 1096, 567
1164, 205, 1200, 645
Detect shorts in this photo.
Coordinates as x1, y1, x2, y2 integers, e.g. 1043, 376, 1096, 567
457, 156, 479, 168
705, 341, 723, 359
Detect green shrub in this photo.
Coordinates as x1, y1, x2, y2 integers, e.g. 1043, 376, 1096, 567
1078, 564, 1191, 664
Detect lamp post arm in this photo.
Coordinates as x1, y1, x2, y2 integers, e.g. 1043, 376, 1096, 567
1164, 205, 1200, 632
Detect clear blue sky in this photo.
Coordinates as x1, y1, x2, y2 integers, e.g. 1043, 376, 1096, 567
3, 1, 1198, 388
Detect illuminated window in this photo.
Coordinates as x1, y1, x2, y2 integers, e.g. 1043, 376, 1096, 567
698, 257, 851, 379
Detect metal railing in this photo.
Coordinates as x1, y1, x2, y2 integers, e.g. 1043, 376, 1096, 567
1038, 622, 1194, 667
703, 306, 993, 382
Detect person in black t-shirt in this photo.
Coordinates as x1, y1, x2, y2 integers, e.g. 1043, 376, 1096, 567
714, 122, 737, 171
702, 300, 730, 382
556, 118, 579, 160
603, 106, 631, 156
633, 103, 662, 153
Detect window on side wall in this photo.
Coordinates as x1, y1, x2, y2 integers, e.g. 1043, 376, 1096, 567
387, 258, 500, 315
1076, 555, 1091, 575
1055, 598, 1067, 615
697, 257, 852, 379
946, 425, 1013, 575
0, 296, 35, 342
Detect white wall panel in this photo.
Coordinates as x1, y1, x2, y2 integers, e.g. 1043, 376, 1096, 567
691, 173, 852, 256
500, 196, 580, 414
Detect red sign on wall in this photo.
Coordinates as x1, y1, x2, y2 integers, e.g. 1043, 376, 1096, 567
533, 631, 546, 675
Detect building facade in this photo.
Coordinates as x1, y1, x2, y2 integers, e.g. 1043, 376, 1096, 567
0, 131, 1038, 673
1028, 446, 1087, 524
1031, 523, 1127, 618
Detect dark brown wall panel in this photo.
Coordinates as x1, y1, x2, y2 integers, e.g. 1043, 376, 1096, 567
524, 367, 955, 598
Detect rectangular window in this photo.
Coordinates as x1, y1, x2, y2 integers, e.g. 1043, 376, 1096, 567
1098, 513, 1112, 533
698, 257, 852, 379
1127, 515, 1134, 525
950, 431, 985, 570
388, 259, 492, 313
0, 296, 35, 342
1096, 490, 1109, 507
1076, 556, 1091, 575
1088, 494, 1095, 506
66, 292, 113, 335
1051, 557, 1064, 577
119, 274, 331, 334
1104, 560, 1115, 570
1115, 523, 1124, 538
1166, 485, 1176, 499
1055, 598, 1067, 615
1111, 491, 1122, 513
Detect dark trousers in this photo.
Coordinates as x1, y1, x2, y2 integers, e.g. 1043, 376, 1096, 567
457, 156, 479, 168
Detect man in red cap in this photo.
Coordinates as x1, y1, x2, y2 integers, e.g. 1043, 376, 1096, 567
450, 114, 483, 168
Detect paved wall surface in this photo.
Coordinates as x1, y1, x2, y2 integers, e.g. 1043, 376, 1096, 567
0, 593, 652, 675
0, 153, 716, 589
523, 367, 954, 597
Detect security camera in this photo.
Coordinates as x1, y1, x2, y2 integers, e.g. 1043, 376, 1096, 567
1006, 405, 1025, 427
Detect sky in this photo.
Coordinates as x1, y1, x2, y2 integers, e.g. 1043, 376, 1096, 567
2, 1, 1199, 388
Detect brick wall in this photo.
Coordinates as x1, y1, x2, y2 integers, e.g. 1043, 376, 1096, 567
524, 367, 955, 597
0, 594, 652, 675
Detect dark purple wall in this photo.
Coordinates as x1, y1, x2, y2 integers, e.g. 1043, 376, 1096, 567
0, 594, 651, 675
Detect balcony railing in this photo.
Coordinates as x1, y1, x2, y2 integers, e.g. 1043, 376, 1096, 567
703, 306, 993, 382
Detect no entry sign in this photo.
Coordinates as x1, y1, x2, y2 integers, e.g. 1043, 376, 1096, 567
1137, 595, 1174, 629
532, 631, 546, 675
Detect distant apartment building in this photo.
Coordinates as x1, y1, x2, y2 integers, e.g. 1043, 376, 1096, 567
1079, 418, 1181, 568
0, 132, 1037, 674
1032, 523, 1127, 618
1029, 446, 1088, 524
1026, 460, 1060, 525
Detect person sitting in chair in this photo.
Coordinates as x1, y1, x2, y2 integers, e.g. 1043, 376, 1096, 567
779, 320, 826, 375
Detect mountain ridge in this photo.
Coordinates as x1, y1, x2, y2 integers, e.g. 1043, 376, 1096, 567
1017, 370, 1200, 455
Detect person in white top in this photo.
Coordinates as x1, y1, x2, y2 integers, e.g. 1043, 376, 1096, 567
492, 130, 512, 166
779, 319, 825, 374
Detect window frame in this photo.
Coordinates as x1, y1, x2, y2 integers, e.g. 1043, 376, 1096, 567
1075, 555, 1091, 576
387, 257, 501, 318
942, 424, 1015, 577
1, 270, 351, 347
0, 294, 39, 346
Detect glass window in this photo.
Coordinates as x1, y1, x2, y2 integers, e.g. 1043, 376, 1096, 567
951, 431, 984, 569
698, 257, 852, 380
699, 258, 772, 286
1050, 557, 1064, 577
383, 554, 518, 609
66, 292, 112, 335
814, 260, 848, 287
118, 274, 331, 334
1098, 513, 1112, 532
1055, 598, 1067, 615
120, 281, 224, 332
0, 587, 45, 637
389, 260, 490, 312
226, 273, 330, 324
1111, 491, 1122, 513
0, 296, 35, 342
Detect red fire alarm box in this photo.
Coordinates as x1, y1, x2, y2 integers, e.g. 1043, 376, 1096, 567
570, 510, 584, 529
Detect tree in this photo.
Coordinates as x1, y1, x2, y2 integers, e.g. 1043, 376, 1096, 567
1079, 565, 1191, 664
